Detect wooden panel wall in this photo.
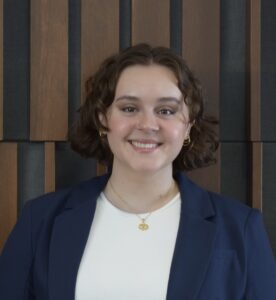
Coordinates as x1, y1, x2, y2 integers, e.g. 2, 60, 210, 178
132, 0, 170, 46
81, 0, 119, 101
30, 0, 68, 141
0, 143, 17, 252
182, 0, 220, 192
0, 0, 2, 140
0, 0, 275, 255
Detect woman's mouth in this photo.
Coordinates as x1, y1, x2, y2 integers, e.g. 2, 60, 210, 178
129, 140, 162, 151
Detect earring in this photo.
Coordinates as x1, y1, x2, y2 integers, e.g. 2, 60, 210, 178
183, 136, 191, 147
99, 130, 106, 137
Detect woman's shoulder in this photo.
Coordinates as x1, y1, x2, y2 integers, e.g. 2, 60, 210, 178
23, 174, 108, 221
177, 172, 257, 222
207, 189, 260, 227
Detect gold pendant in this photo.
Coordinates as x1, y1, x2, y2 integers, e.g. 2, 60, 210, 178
138, 221, 149, 231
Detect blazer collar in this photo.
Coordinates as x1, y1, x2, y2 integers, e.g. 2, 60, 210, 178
63, 172, 215, 218
48, 173, 216, 300
166, 173, 217, 299
48, 175, 109, 300
175, 172, 215, 219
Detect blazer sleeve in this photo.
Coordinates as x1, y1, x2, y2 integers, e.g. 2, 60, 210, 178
0, 201, 35, 300
244, 209, 276, 299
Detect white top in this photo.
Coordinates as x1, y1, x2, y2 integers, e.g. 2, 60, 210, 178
75, 192, 181, 300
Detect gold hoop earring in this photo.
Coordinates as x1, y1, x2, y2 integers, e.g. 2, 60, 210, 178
183, 136, 191, 147
99, 130, 107, 137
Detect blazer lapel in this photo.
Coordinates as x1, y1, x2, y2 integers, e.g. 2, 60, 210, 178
47, 173, 216, 299
48, 175, 109, 300
166, 174, 217, 299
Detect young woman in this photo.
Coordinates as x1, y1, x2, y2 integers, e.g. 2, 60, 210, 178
0, 44, 275, 299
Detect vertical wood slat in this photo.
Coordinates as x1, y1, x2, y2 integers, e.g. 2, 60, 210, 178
81, 0, 119, 175
44, 142, 55, 193
81, 0, 119, 102
0, 143, 17, 252
249, 0, 261, 141
183, 0, 221, 192
0, 0, 3, 140
182, 0, 220, 118
251, 142, 263, 210
30, 0, 68, 141
132, 0, 170, 46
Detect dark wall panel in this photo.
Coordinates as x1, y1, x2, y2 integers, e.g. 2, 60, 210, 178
263, 143, 276, 255
249, 0, 261, 142
18, 143, 45, 209
220, 143, 248, 204
55, 143, 97, 189
44, 142, 55, 193
220, 0, 247, 141
170, 0, 182, 55
119, 0, 131, 49
250, 142, 262, 210
187, 161, 220, 194
261, 1, 276, 141
3, 0, 30, 140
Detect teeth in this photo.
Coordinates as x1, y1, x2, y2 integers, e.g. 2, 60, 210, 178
131, 141, 158, 149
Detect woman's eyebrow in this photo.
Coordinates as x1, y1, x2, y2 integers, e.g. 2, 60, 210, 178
115, 95, 181, 103
157, 97, 182, 104
115, 95, 139, 102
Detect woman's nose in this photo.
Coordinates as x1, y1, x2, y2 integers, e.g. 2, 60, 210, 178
136, 112, 160, 131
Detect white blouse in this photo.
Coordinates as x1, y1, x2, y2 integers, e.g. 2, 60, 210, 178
75, 192, 181, 300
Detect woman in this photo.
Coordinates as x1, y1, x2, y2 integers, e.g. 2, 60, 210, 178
0, 44, 275, 299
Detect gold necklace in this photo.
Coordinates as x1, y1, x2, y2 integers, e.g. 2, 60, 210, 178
108, 180, 176, 231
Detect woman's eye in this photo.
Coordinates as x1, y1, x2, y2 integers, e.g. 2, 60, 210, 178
121, 106, 137, 113
158, 108, 175, 115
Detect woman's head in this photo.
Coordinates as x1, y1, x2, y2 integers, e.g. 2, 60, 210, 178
69, 43, 218, 172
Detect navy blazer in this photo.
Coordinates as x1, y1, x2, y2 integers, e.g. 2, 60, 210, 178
0, 173, 275, 299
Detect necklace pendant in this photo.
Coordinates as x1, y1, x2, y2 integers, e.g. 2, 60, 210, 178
138, 221, 149, 231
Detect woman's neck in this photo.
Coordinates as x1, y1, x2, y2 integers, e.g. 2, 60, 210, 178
104, 167, 178, 214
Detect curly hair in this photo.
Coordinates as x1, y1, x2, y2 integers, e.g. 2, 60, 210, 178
69, 43, 218, 171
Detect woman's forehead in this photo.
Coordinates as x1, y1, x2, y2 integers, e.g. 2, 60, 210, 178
115, 64, 181, 98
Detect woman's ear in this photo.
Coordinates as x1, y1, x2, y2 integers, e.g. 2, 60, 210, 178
185, 121, 194, 137
98, 112, 108, 128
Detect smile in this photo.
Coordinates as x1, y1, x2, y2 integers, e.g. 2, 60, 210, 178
129, 140, 161, 150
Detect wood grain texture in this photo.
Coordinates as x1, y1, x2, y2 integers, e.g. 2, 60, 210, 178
0, 0, 3, 140
183, 0, 220, 192
44, 142, 55, 193
251, 142, 263, 210
132, 0, 170, 46
182, 0, 220, 118
249, 0, 261, 141
81, 0, 119, 102
0, 143, 17, 252
30, 0, 68, 141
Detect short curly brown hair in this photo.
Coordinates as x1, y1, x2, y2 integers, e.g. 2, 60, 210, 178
69, 43, 218, 171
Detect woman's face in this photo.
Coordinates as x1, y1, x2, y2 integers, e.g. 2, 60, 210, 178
101, 64, 191, 175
